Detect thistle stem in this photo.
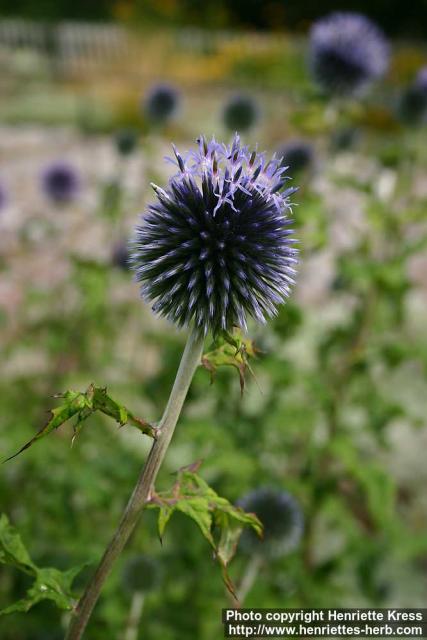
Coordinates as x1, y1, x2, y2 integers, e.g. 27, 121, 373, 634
236, 553, 263, 604
65, 328, 204, 640
123, 591, 145, 640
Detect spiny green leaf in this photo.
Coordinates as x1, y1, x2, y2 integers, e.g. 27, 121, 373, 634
202, 328, 259, 393
0, 514, 85, 616
1, 565, 86, 615
5, 384, 156, 461
146, 461, 262, 598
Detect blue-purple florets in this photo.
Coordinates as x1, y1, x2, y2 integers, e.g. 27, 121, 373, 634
42, 162, 80, 204
131, 135, 297, 336
309, 12, 389, 96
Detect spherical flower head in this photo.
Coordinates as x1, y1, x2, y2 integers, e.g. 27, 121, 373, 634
238, 487, 304, 558
115, 128, 139, 156
121, 554, 161, 594
398, 67, 427, 126
143, 82, 180, 124
278, 139, 314, 176
131, 135, 298, 336
222, 94, 259, 132
309, 12, 389, 97
41, 162, 80, 204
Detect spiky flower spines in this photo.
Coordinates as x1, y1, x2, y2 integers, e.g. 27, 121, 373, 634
132, 135, 297, 336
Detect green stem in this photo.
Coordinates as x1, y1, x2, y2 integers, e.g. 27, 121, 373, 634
65, 328, 204, 640
236, 553, 263, 604
123, 591, 145, 640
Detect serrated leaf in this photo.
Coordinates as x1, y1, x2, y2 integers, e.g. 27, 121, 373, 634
5, 384, 156, 461
146, 461, 262, 598
0, 514, 85, 616
202, 328, 259, 393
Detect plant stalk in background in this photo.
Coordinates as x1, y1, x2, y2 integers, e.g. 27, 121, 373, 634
65, 328, 204, 640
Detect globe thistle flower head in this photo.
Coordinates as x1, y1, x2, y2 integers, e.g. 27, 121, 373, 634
222, 94, 260, 132
121, 555, 161, 594
143, 82, 180, 125
309, 12, 389, 96
238, 487, 304, 558
398, 67, 427, 126
278, 139, 314, 176
41, 161, 80, 204
131, 134, 298, 336
115, 128, 139, 156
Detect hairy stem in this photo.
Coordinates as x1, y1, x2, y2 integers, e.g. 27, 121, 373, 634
65, 328, 204, 640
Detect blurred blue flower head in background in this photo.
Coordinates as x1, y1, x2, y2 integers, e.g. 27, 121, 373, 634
398, 67, 427, 125
41, 161, 80, 204
114, 128, 139, 156
121, 555, 161, 594
238, 487, 304, 557
278, 139, 314, 176
222, 93, 260, 132
309, 12, 389, 96
143, 82, 181, 124
131, 134, 298, 336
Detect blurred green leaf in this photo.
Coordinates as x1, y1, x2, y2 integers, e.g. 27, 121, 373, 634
330, 437, 396, 530
0, 514, 84, 615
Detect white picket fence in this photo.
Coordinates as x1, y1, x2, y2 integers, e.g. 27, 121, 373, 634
0, 19, 132, 74
0, 19, 292, 70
